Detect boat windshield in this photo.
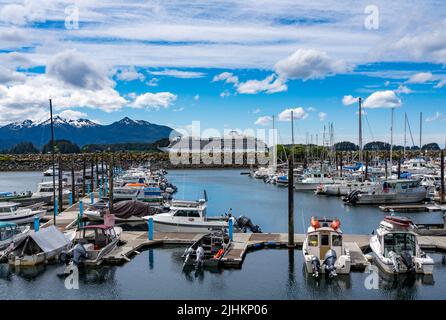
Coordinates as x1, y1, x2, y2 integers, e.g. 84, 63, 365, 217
383, 232, 416, 257
0, 226, 15, 241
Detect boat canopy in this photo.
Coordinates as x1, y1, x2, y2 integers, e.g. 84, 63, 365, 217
0, 222, 17, 228
0, 192, 13, 196
30, 226, 71, 254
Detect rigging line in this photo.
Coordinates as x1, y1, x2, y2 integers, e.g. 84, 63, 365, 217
406, 115, 416, 147
363, 112, 375, 141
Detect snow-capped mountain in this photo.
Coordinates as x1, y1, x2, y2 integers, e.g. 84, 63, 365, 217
0, 116, 175, 149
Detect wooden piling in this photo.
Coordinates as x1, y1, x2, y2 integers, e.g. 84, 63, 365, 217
441, 149, 445, 203
95, 155, 99, 188
397, 156, 401, 179
288, 156, 294, 247
109, 154, 114, 213
58, 155, 63, 213
71, 158, 76, 203
90, 157, 94, 191
82, 155, 86, 196
365, 151, 369, 181
385, 155, 388, 179
340, 151, 343, 177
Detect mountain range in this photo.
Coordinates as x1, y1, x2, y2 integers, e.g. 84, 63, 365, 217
0, 116, 176, 149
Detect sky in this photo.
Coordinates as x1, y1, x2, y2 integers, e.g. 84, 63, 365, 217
0, 0, 446, 146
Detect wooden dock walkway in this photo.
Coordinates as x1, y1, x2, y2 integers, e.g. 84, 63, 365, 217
38, 196, 446, 269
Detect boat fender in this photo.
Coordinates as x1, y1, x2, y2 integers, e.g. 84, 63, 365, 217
310, 217, 320, 229
214, 248, 224, 259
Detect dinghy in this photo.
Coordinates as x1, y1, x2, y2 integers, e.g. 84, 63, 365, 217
0, 222, 30, 251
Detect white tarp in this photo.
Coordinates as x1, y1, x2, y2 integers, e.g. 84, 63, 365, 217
30, 226, 71, 254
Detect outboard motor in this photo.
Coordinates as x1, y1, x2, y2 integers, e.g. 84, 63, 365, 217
236, 216, 262, 233
311, 256, 321, 278
72, 243, 88, 266
323, 249, 337, 278
400, 251, 416, 273
388, 251, 400, 273
195, 246, 205, 270
344, 190, 360, 204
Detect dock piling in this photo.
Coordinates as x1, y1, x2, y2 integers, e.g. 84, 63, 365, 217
147, 216, 154, 240
54, 197, 58, 216
34, 215, 40, 232
229, 217, 234, 241
90, 192, 94, 204
69, 192, 73, 207
441, 150, 445, 203
288, 156, 295, 247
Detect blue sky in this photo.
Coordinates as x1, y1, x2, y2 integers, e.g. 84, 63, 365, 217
0, 0, 446, 146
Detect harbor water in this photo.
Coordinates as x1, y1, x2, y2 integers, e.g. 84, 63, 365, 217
1, 169, 446, 300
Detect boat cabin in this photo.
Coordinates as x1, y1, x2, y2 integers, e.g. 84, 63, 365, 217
305, 217, 343, 259
0, 222, 20, 241
0, 202, 20, 214
169, 200, 207, 220
75, 225, 118, 260
376, 216, 419, 258
381, 179, 422, 192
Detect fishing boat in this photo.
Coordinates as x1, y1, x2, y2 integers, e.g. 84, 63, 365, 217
85, 200, 162, 223
0, 222, 30, 251
0, 191, 52, 206
294, 171, 334, 191
63, 225, 122, 267
343, 179, 428, 205
316, 180, 378, 197
369, 216, 434, 274
33, 182, 71, 203
0, 202, 45, 224
142, 199, 261, 233
8, 226, 73, 266
182, 232, 230, 269
302, 217, 352, 278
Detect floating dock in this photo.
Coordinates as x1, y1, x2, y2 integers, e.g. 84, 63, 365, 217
379, 204, 446, 213
36, 195, 446, 269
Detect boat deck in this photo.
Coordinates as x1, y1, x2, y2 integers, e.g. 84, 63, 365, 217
379, 204, 446, 213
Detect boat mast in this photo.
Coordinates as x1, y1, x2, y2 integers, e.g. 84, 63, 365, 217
390, 108, 394, 178
404, 112, 407, 158
419, 112, 423, 152
358, 97, 363, 163
291, 110, 294, 161
49, 99, 56, 225
272, 115, 276, 170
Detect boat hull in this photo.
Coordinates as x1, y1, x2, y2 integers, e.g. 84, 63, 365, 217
153, 220, 231, 233
355, 192, 427, 205
0, 210, 45, 224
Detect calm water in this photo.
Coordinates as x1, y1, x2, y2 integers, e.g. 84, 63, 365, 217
0, 169, 446, 300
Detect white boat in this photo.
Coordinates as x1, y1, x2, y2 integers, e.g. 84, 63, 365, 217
0, 202, 45, 224
8, 226, 73, 266
33, 182, 71, 203
302, 217, 351, 278
393, 158, 438, 175
142, 199, 261, 233
64, 225, 122, 267
294, 171, 335, 191
316, 180, 378, 196
0, 222, 30, 251
369, 216, 434, 274
344, 179, 428, 205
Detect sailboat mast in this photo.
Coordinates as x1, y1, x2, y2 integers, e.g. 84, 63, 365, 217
390, 108, 394, 177
419, 112, 423, 151
49, 99, 56, 225
272, 115, 276, 170
291, 110, 294, 160
404, 112, 407, 158
358, 97, 363, 163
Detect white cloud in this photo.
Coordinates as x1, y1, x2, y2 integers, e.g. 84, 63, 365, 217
318, 112, 327, 121
46, 50, 113, 90
251, 108, 261, 114
237, 74, 287, 94
396, 84, 412, 94
57, 110, 88, 120
406, 72, 432, 84
274, 48, 349, 81
426, 112, 445, 122
147, 78, 159, 87
220, 90, 230, 98
149, 69, 206, 78
115, 67, 144, 82
0, 1, 45, 26
173, 107, 184, 112
130, 92, 177, 110
307, 107, 317, 112
342, 95, 359, 106
278, 107, 308, 121
434, 79, 446, 88
212, 72, 239, 84
362, 90, 402, 109
254, 116, 272, 126
0, 66, 26, 84
194, 94, 200, 101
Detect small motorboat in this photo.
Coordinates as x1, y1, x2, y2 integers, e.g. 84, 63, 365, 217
0, 202, 45, 224
302, 217, 351, 278
0, 222, 30, 251
182, 232, 230, 269
369, 216, 434, 274
8, 226, 73, 267
62, 225, 122, 268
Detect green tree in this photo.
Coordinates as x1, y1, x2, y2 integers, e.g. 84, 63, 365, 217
9, 142, 39, 154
